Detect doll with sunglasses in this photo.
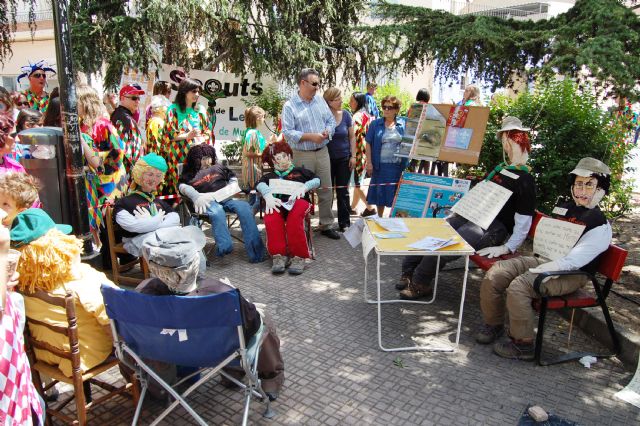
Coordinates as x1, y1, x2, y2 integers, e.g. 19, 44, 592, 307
256, 141, 319, 275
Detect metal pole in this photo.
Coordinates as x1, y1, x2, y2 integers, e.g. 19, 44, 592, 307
51, 0, 95, 258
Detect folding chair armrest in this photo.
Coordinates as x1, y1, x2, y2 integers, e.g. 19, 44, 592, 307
533, 270, 593, 296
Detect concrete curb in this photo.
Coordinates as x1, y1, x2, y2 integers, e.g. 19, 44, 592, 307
562, 307, 640, 370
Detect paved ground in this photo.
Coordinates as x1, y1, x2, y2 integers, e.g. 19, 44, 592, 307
50, 206, 640, 426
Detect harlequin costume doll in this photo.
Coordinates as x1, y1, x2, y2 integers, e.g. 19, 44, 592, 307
256, 141, 319, 275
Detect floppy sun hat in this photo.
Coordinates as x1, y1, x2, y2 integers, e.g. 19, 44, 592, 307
570, 157, 611, 177
496, 116, 531, 139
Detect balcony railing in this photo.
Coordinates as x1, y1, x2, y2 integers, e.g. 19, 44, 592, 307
450, 1, 549, 21
14, 9, 54, 23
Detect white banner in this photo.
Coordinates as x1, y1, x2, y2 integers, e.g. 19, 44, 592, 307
158, 64, 278, 141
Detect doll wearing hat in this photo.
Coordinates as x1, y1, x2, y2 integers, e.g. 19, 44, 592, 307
114, 153, 206, 291
400, 116, 537, 300
12, 209, 119, 377
178, 144, 265, 263
111, 84, 146, 176
256, 141, 320, 275
17, 60, 56, 113
476, 157, 612, 360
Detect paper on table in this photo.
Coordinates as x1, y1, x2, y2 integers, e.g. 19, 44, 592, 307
344, 218, 365, 248
362, 227, 376, 258
373, 232, 406, 239
408, 237, 457, 251
372, 217, 410, 232
269, 179, 305, 195
615, 353, 640, 408
451, 180, 512, 230
533, 217, 586, 261
213, 181, 242, 202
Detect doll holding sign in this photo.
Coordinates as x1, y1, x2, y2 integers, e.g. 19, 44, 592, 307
475, 158, 612, 360
179, 144, 265, 263
256, 141, 320, 275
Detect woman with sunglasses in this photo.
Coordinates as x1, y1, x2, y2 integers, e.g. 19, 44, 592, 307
364, 95, 406, 217
163, 78, 213, 196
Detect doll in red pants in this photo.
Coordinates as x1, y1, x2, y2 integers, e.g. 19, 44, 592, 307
256, 141, 320, 275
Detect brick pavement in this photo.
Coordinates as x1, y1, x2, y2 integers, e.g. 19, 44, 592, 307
59, 219, 640, 425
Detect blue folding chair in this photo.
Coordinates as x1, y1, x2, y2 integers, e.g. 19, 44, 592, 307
100, 285, 275, 425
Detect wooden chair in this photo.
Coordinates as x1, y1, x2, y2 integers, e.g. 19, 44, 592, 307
532, 244, 627, 365
105, 205, 149, 286
23, 289, 138, 425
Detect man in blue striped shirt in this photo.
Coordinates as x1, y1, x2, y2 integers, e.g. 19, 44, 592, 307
282, 68, 340, 239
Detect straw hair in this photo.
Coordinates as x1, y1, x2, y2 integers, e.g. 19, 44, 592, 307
16, 229, 83, 293
76, 84, 107, 127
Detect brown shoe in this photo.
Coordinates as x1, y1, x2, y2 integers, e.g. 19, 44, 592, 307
399, 280, 433, 300
396, 275, 411, 290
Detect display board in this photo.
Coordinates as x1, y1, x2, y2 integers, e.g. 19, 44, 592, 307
390, 172, 470, 219
400, 103, 490, 165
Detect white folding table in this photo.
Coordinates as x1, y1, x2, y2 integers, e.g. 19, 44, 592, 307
362, 218, 475, 352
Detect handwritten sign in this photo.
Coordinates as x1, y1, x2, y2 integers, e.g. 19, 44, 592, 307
213, 181, 241, 202
533, 217, 585, 261
451, 180, 513, 230
269, 179, 304, 195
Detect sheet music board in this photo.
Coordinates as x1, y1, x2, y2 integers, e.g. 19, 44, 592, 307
450, 180, 512, 230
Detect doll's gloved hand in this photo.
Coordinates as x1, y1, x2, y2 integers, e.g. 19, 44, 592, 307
529, 260, 561, 284
476, 245, 510, 258
290, 185, 307, 200
194, 193, 216, 214
264, 193, 282, 214
133, 205, 151, 219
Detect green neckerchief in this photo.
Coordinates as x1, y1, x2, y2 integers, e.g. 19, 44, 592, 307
174, 105, 200, 130
274, 164, 295, 177
484, 162, 530, 182
129, 190, 158, 215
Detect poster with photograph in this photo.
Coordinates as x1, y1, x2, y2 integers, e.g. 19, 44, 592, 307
411, 105, 447, 159
444, 127, 473, 150
390, 172, 470, 218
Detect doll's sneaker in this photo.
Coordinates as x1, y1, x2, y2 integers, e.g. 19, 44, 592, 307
399, 280, 433, 300
396, 275, 411, 290
493, 337, 535, 361
475, 324, 504, 344
271, 255, 286, 274
288, 256, 305, 275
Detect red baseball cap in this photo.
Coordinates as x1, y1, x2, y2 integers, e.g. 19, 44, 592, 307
119, 84, 145, 98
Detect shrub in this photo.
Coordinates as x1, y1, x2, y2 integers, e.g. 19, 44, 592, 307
455, 79, 635, 218
341, 81, 414, 116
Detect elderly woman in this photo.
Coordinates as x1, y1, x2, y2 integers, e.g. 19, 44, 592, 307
179, 144, 265, 263
163, 78, 213, 196
364, 95, 406, 217
324, 87, 355, 231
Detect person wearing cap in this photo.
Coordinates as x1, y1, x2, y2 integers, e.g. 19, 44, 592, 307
163, 78, 213, 197
476, 157, 612, 360
114, 153, 206, 288
17, 60, 56, 113
399, 116, 536, 300
111, 84, 145, 176
11, 208, 119, 378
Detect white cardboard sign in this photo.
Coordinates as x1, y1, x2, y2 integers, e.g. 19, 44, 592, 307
451, 180, 513, 230
533, 217, 585, 261
269, 179, 305, 195
213, 181, 242, 202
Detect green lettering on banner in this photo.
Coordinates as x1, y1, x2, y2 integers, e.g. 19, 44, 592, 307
232, 127, 244, 138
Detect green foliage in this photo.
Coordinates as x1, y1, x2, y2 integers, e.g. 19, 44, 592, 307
365, 0, 640, 100
220, 139, 243, 165
341, 82, 414, 116
243, 86, 287, 131
456, 79, 635, 218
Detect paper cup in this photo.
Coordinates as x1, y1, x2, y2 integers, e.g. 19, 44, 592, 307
6, 249, 21, 279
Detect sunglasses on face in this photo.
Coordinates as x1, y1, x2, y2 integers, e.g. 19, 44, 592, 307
126, 96, 141, 101
304, 80, 320, 87
31, 73, 47, 79
382, 105, 397, 111
15, 101, 28, 107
